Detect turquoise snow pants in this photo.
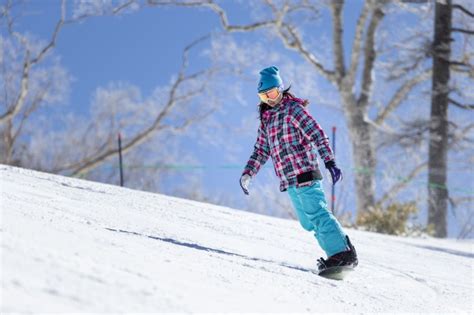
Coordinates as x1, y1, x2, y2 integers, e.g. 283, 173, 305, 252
287, 180, 348, 257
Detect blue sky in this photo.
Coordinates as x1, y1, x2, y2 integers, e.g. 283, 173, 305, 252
17, 0, 365, 115
19, 1, 217, 113
12, 0, 473, 237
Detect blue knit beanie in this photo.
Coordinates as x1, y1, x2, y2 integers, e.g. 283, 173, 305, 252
258, 66, 283, 93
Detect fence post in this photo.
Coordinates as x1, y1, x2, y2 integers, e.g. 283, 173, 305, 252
118, 133, 124, 187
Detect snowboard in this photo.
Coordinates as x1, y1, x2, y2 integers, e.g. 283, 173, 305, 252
317, 265, 355, 280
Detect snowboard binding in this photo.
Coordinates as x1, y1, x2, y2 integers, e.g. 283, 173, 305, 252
317, 236, 358, 280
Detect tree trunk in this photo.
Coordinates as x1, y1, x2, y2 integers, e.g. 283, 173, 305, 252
2, 120, 14, 164
428, 0, 452, 238
342, 94, 376, 214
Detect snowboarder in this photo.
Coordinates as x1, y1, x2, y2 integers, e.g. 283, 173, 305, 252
239, 66, 358, 277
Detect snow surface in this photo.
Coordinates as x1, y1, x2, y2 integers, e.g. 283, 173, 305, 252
1, 165, 473, 313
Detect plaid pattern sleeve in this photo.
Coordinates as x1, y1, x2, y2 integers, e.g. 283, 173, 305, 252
243, 122, 270, 177
290, 103, 334, 163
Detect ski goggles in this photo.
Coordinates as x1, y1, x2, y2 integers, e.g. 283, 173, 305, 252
258, 87, 281, 103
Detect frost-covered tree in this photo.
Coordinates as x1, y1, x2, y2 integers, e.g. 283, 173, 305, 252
0, 0, 71, 166
47, 35, 217, 179
1, 1, 221, 196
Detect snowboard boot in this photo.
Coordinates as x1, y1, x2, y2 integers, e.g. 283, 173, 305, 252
317, 235, 358, 271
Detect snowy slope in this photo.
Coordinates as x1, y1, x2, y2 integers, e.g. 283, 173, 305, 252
1, 165, 473, 313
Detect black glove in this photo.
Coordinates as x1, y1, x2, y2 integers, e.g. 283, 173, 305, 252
325, 160, 343, 185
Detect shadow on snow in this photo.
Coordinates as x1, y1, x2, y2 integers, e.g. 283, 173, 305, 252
105, 227, 313, 274
407, 243, 474, 259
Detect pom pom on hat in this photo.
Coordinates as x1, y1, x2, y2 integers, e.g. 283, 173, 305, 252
258, 66, 283, 92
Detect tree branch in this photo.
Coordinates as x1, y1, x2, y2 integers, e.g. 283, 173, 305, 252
70, 0, 139, 20
330, 1, 346, 83
452, 4, 474, 18
449, 60, 471, 67
376, 161, 428, 206
0, 0, 66, 125
277, 22, 337, 84
448, 98, 474, 110
13, 81, 51, 144
358, 4, 385, 107
456, 207, 473, 239
30, 0, 66, 65
112, 0, 137, 15
147, 0, 337, 84
347, 0, 371, 87
451, 27, 474, 35
68, 36, 212, 176
449, 122, 474, 149
147, 0, 276, 32
375, 69, 431, 125
166, 106, 216, 135
0, 51, 30, 124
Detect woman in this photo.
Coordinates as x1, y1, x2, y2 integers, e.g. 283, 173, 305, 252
240, 66, 358, 272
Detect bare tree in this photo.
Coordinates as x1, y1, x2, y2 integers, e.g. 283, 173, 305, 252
0, 0, 70, 165
0, 0, 133, 167
2, 1, 220, 194
372, 0, 473, 237
50, 35, 217, 178
428, 0, 473, 237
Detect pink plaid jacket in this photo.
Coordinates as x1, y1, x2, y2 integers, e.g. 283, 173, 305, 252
242, 94, 334, 192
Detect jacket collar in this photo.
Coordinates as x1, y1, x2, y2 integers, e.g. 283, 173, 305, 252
267, 94, 292, 113
261, 95, 293, 122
